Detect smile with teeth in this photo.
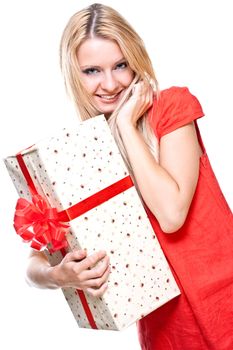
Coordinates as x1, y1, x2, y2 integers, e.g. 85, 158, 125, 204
97, 91, 121, 101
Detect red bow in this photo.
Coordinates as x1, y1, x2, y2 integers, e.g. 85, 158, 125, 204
14, 194, 69, 252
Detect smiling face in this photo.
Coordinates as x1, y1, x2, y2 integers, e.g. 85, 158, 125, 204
77, 37, 135, 117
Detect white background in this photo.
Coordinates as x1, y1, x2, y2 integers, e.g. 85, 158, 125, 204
0, 1, 232, 349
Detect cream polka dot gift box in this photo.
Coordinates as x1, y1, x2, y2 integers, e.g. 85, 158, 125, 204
4, 115, 180, 331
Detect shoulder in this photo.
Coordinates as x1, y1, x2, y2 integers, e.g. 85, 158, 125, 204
159, 85, 196, 99
159, 86, 203, 115
149, 86, 204, 139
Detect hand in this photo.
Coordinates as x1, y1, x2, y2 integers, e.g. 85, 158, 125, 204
51, 249, 110, 297
116, 81, 154, 128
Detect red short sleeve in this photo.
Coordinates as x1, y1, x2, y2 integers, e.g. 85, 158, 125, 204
149, 86, 205, 140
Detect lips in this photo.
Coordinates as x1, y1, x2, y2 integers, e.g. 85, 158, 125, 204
96, 90, 122, 102
99, 94, 117, 100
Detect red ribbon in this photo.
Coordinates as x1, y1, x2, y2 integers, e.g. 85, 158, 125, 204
14, 194, 69, 252
14, 151, 134, 329
14, 153, 134, 251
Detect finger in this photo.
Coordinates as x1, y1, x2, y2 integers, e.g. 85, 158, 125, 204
86, 281, 108, 298
148, 88, 154, 105
78, 250, 107, 270
83, 264, 111, 290
132, 81, 144, 94
144, 85, 153, 104
63, 249, 87, 263
140, 92, 152, 115
80, 256, 110, 281
138, 81, 151, 99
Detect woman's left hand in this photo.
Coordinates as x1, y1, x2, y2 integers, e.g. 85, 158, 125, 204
116, 81, 154, 128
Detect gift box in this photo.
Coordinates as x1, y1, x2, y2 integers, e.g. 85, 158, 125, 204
4, 115, 180, 330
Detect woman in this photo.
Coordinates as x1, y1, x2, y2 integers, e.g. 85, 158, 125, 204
26, 3, 233, 349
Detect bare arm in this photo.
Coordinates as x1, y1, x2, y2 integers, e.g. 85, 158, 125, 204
26, 249, 110, 297
116, 82, 201, 233
26, 250, 58, 289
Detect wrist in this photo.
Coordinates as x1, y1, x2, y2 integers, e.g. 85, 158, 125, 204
116, 117, 137, 133
45, 265, 61, 289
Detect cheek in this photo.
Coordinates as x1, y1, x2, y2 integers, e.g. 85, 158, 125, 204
81, 77, 98, 94
123, 71, 135, 86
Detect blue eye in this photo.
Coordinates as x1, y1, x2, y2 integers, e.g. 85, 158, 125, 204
115, 62, 128, 70
82, 68, 99, 75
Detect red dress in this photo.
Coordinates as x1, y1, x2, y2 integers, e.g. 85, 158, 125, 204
137, 87, 233, 350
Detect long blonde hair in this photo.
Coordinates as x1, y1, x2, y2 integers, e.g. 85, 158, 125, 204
60, 3, 159, 180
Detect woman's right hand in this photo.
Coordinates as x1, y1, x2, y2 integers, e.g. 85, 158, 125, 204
27, 249, 110, 297
50, 249, 110, 297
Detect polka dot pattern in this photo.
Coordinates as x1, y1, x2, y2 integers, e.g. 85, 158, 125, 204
4, 115, 180, 330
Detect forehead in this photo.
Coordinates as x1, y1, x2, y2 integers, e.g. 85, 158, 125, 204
77, 37, 124, 66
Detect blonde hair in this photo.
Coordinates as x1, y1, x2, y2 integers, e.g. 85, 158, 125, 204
60, 3, 159, 182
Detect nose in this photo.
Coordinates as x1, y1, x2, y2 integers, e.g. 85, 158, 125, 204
100, 71, 118, 92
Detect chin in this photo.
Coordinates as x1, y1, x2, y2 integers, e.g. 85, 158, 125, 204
96, 105, 115, 117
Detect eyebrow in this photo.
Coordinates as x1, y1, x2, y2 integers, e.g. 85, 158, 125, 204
80, 57, 126, 70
